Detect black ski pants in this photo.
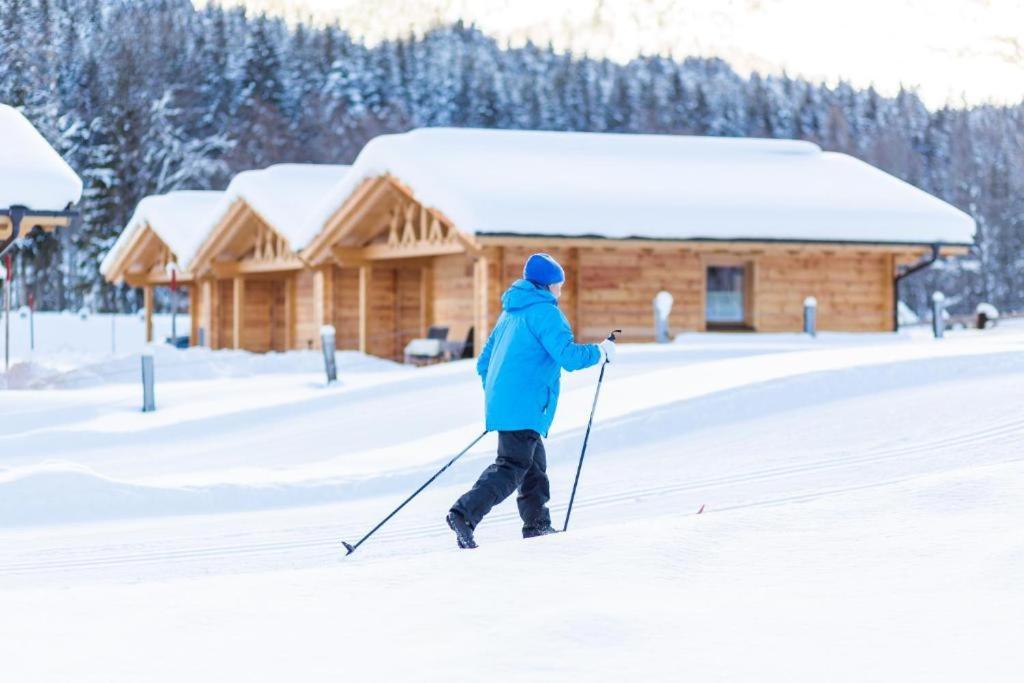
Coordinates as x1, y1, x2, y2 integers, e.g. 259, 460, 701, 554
451, 429, 551, 531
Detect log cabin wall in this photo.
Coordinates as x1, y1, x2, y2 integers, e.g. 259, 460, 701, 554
396, 267, 424, 354
366, 267, 399, 359
755, 251, 893, 332
293, 269, 318, 350
331, 266, 360, 350
486, 242, 703, 343
481, 239, 897, 341
432, 254, 476, 345
215, 278, 234, 349
238, 278, 288, 352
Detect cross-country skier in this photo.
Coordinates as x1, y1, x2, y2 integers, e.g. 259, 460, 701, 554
446, 253, 617, 549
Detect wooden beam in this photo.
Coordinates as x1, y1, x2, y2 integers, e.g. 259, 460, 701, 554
189, 284, 199, 346
143, 286, 154, 343
472, 255, 489, 357
302, 176, 391, 264
124, 272, 195, 288
232, 276, 244, 350
420, 264, 433, 335
200, 279, 213, 347
474, 235, 962, 259
358, 266, 369, 353
333, 241, 466, 263
284, 275, 296, 350
211, 259, 304, 278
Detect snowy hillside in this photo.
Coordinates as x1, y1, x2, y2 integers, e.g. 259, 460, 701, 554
2, 326, 1023, 680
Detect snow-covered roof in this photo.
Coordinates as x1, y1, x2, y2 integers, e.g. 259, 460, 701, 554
305, 128, 976, 246
0, 104, 82, 211
100, 191, 224, 277
207, 163, 350, 250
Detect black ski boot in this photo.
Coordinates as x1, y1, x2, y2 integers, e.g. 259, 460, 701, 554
446, 511, 478, 549
522, 524, 559, 539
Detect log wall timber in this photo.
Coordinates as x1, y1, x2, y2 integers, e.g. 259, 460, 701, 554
432, 254, 475, 344
755, 251, 893, 332
294, 269, 317, 349
238, 279, 288, 352
397, 267, 424, 355
366, 267, 398, 359
189, 286, 199, 346
216, 279, 234, 349
143, 286, 154, 343
200, 279, 214, 347
331, 266, 361, 350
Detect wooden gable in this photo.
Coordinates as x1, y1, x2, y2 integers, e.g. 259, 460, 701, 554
109, 225, 184, 287
302, 174, 479, 268
190, 199, 305, 278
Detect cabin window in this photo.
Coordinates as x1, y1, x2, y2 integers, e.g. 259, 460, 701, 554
706, 265, 749, 328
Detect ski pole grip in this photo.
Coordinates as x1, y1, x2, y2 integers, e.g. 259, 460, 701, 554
607, 329, 622, 342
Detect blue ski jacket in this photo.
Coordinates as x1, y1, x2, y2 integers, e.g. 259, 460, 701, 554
477, 279, 601, 437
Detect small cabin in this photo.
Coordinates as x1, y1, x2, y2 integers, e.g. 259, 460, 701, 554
100, 191, 224, 342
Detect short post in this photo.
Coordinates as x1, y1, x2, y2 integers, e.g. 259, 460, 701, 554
652, 290, 674, 343
320, 324, 337, 384
803, 296, 817, 337
166, 262, 179, 342
28, 292, 34, 351
141, 350, 156, 412
931, 291, 945, 339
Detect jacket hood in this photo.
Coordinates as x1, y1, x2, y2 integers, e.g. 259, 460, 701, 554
502, 279, 556, 312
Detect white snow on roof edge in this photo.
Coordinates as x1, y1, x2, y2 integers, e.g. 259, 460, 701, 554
100, 191, 225, 278
0, 104, 82, 212
304, 128, 976, 247
198, 164, 351, 254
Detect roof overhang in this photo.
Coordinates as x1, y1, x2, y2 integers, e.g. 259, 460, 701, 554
302, 174, 478, 267
189, 198, 306, 278
103, 223, 194, 286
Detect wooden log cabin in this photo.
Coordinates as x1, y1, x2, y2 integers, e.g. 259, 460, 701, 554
297, 128, 975, 358
184, 164, 349, 352
100, 191, 224, 341
104, 129, 975, 360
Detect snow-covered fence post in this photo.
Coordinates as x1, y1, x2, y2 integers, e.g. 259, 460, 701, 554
653, 291, 674, 343
141, 349, 156, 412
803, 296, 817, 338
320, 325, 337, 384
931, 292, 946, 339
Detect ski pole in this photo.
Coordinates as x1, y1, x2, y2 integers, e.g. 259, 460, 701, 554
342, 430, 489, 556
563, 329, 621, 532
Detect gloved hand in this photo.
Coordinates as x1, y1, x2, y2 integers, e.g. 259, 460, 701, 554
598, 338, 617, 364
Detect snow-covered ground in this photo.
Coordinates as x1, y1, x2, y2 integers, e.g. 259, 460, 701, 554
2, 323, 1023, 681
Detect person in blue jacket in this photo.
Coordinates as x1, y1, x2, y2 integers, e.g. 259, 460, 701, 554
446, 253, 617, 549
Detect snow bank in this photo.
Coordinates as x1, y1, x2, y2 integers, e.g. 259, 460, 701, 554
0, 312, 187, 376
99, 191, 223, 277
305, 128, 975, 246
0, 104, 82, 211
3, 343, 401, 390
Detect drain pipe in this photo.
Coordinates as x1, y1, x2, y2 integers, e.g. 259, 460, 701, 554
893, 243, 941, 332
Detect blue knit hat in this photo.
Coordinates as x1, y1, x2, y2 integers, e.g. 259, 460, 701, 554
523, 253, 565, 286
